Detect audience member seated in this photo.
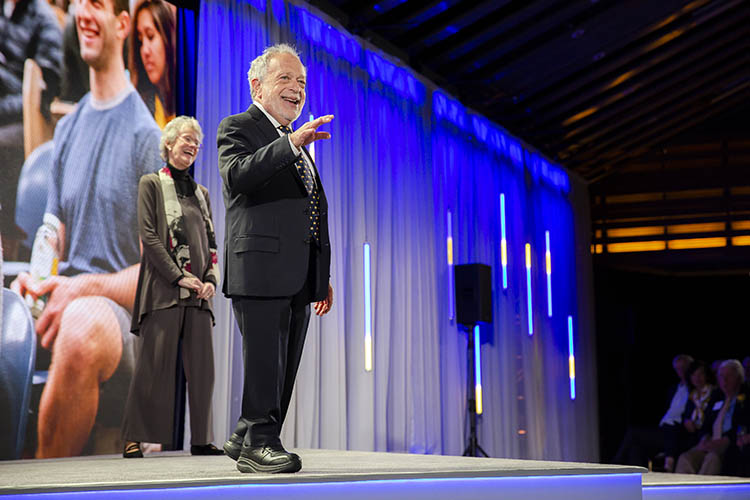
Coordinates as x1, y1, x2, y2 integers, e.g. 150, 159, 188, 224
676, 359, 748, 475
613, 354, 693, 467
722, 381, 750, 477
662, 360, 720, 472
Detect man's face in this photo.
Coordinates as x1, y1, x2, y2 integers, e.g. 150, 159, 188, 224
718, 366, 741, 397
674, 359, 689, 381
75, 0, 128, 69
253, 53, 306, 126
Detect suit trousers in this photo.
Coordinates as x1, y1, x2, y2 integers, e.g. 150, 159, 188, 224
121, 306, 214, 446
230, 247, 316, 447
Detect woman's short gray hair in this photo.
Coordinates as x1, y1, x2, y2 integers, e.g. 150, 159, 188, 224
247, 44, 305, 100
160, 116, 204, 161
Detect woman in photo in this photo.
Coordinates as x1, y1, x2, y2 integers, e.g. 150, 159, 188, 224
129, 0, 176, 129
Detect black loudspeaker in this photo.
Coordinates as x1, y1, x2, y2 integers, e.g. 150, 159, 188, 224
454, 264, 492, 326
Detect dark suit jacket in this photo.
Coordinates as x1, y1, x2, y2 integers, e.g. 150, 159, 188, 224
700, 390, 750, 442
217, 104, 331, 300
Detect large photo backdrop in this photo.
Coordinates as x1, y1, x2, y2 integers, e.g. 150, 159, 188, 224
1, 0, 177, 458
196, 0, 598, 461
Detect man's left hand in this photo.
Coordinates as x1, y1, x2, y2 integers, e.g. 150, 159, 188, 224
314, 283, 333, 316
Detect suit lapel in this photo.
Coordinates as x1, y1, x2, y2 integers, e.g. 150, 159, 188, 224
248, 104, 325, 203
248, 104, 281, 146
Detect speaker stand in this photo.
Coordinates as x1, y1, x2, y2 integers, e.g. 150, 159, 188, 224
462, 324, 488, 457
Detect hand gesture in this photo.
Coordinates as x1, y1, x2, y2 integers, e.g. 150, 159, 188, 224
290, 115, 334, 149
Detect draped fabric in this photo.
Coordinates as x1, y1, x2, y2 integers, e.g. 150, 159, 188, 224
195, 0, 598, 460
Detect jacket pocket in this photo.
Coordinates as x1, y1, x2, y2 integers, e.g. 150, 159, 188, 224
233, 235, 279, 253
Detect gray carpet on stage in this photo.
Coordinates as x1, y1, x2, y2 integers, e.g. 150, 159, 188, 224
1, 449, 644, 494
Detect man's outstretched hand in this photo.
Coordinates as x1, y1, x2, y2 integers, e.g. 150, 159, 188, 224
290, 115, 334, 148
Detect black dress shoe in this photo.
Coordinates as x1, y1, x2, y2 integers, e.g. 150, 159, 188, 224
236, 445, 301, 473
191, 443, 225, 456
224, 435, 299, 463
223, 433, 243, 461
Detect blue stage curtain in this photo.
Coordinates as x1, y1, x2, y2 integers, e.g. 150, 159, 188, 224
176, 6, 199, 117
194, 0, 598, 461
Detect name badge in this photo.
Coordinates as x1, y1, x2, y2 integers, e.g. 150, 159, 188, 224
713, 400, 724, 411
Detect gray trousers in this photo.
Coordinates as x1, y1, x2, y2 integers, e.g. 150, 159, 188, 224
121, 306, 214, 446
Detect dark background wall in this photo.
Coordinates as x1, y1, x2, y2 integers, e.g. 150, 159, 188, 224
595, 267, 750, 462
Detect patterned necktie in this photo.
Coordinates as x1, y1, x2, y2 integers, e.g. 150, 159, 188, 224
279, 125, 320, 242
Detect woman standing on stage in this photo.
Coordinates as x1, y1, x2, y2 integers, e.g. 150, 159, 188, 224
121, 116, 223, 458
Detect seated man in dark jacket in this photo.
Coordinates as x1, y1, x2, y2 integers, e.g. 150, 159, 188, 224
613, 354, 693, 467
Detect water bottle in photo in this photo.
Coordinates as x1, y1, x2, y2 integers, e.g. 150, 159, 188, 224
26, 214, 61, 319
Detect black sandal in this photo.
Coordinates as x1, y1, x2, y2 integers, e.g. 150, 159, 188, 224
123, 441, 143, 458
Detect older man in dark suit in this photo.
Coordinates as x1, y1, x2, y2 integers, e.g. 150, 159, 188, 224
217, 43, 333, 474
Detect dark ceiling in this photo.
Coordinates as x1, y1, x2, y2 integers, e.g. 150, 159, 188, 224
310, 0, 750, 183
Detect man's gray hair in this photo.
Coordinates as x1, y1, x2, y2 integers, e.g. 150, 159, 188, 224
720, 359, 746, 383
673, 354, 694, 366
160, 116, 204, 161
247, 44, 305, 100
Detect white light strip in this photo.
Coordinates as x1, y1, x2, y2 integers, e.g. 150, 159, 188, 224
525, 243, 533, 335
568, 315, 576, 400
364, 242, 373, 372
545, 231, 552, 318
447, 210, 455, 320
500, 194, 508, 290
474, 325, 483, 415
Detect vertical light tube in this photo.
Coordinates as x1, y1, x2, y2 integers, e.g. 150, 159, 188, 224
447, 211, 455, 321
364, 243, 373, 372
568, 315, 576, 400
500, 194, 508, 290
474, 325, 483, 415
308, 113, 315, 162
545, 230, 552, 317
525, 243, 533, 335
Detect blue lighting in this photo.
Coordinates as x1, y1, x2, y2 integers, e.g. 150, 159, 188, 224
4, 473, 645, 499
545, 230, 552, 318
433, 91, 468, 130
366, 51, 425, 104
525, 243, 533, 336
447, 210, 455, 321
296, 7, 360, 64
525, 151, 570, 193
500, 194, 508, 290
568, 315, 575, 400
642, 483, 750, 499
474, 325, 482, 415
364, 242, 373, 371
244, 0, 265, 12
433, 92, 524, 167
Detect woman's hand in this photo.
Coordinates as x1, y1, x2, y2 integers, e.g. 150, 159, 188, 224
197, 282, 215, 300
178, 276, 203, 293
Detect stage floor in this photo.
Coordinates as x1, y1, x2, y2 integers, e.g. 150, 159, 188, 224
0, 448, 748, 499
